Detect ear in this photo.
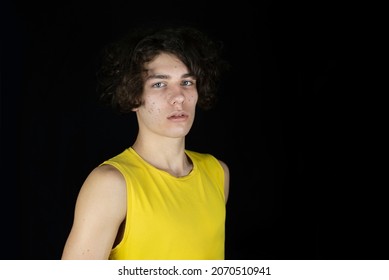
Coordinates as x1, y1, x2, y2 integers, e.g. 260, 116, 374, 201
132, 108, 138, 112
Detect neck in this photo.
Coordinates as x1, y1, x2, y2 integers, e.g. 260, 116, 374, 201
131, 137, 192, 177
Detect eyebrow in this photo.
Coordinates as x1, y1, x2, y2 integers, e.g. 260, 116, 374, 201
145, 73, 196, 81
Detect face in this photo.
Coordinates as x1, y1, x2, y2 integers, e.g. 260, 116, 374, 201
133, 52, 198, 139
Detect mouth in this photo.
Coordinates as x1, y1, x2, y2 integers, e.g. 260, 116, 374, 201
167, 112, 189, 120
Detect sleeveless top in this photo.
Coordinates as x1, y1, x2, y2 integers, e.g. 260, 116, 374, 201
100, 147, 226, 260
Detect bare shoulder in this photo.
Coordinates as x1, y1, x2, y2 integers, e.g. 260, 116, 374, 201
83, 164, 126, 192
62, 164, 127, 259
217, 159, 229, 174
76, 164, 127, 218
217, 159, 230, 203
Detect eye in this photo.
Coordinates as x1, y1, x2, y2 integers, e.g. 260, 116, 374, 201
152, 82, 166, 88
182, 80, 195, 86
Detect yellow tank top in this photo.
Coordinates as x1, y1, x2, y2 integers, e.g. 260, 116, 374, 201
101, 147, 226, 260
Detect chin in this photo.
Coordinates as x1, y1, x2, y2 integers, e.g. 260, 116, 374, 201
167, 128, 191, 138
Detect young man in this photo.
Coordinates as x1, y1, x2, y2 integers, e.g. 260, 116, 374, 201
61, 26, 230, 260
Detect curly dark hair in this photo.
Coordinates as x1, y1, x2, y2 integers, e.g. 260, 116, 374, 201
97, 26, 229, 113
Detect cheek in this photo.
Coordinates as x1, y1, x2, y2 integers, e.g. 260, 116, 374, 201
146, 101, 162, 120
187, 93, 198, 104
146, 102, 155, 113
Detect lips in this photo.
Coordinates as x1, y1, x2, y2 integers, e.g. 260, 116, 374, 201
167, 111, 188, 120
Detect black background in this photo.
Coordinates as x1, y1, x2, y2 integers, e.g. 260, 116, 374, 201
2, 1, 384, 260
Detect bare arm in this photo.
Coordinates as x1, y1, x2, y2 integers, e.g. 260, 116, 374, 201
218, 160, 230, 203
61, 165, 127, 259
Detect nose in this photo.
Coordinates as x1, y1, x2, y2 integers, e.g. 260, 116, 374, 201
169, 88, 185, 105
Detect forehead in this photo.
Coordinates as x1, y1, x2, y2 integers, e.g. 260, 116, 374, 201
145, 53, 187, 72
